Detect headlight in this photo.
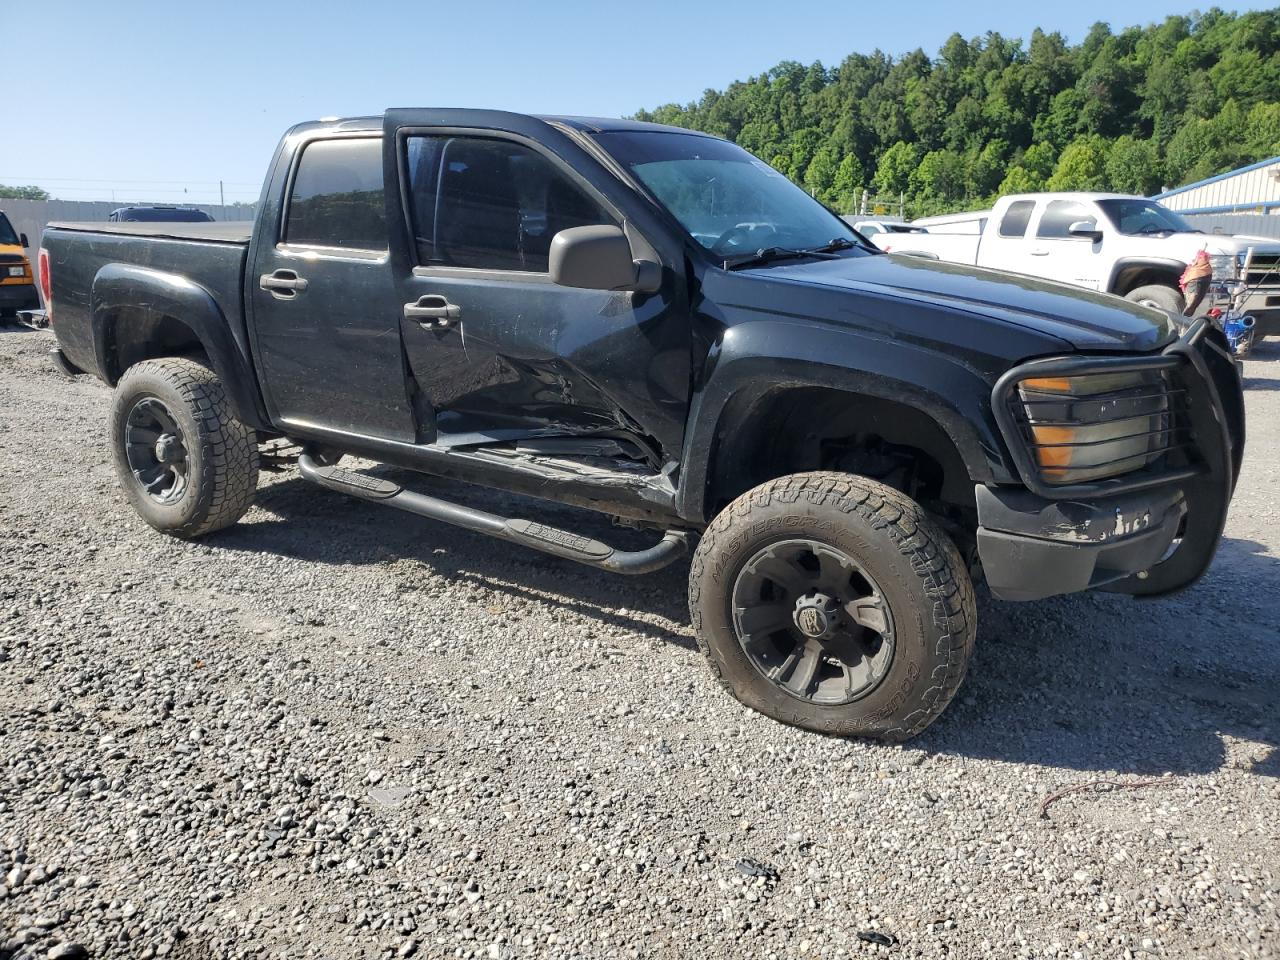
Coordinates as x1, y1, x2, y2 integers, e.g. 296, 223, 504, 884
1016, 372, 1172, 484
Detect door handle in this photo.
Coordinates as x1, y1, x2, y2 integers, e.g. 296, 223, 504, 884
1029, 250, 1050, 256
404, 295, 461, 328
259, 269, 309, 298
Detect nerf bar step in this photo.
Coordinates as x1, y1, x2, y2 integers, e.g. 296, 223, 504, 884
297, 453, 688, 575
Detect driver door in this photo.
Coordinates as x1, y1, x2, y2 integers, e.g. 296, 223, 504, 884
1028, 199, 1106, 290
383, 111, 694, 466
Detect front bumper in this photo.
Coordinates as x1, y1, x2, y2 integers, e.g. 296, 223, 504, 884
978, 319, 1244, 601
977, 485, 1186, 601
0, 282, 39, 312
1246, 309, 1280, 339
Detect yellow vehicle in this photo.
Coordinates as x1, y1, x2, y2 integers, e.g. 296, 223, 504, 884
0, 210, 39, 317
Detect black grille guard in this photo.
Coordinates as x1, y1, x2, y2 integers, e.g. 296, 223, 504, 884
992, 318, 1244, 597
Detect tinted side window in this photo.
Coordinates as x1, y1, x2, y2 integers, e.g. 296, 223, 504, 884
1036, 200, 1094, 240
405, 135, 613, 271
998, 200, 1035, 238
285, 138, 386, 250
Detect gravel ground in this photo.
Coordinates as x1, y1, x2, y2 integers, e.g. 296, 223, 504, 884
0, 326, 1277, 960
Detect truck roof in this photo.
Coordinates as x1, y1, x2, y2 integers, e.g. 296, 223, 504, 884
911, 210, 990, 226
295, 111, 715, 139
999, 192, 1146, 203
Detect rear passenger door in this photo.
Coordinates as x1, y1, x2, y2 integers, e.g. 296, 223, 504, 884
249, 133, 419, 444
977, 199, 1040, 277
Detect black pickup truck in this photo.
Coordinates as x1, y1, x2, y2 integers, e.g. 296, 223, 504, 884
38, 110, 1245, 740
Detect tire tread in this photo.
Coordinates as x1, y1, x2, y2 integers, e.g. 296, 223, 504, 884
689, 471, 976, 741
112, 357, 258, 538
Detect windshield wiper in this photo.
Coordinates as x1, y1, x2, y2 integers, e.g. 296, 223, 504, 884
724, 245, 842, 270
807, 237, 859, 253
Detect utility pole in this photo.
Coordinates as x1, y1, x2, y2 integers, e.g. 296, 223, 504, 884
219, 180, 225, 213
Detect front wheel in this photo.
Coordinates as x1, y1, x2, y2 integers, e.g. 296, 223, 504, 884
1125, 284, 1185, 317
110, 357, 259, 538
689, 472, 976, 741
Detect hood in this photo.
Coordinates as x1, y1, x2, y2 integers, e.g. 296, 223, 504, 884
1129, 231, 1280, 259
752, 252, 1175, 351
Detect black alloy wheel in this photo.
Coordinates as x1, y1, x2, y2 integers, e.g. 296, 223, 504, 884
123, 396, 190, 504
730, 538, 895, 706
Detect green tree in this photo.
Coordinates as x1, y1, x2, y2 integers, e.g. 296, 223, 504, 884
997, 165, 1041, 195
967, 139, 1009, 198
1046, 137, 1109, 191
831, 153, 865, 211
1165, 118, 1223, 184
631, 8, 1280, 218
804, 145, 841, 203
786, 127, 824, 184
872, 141, 918, 196
1245, 102, 1280, 157
1105, 136, 1163, 194
0, 184, 50, 200
910, 149, 966, 201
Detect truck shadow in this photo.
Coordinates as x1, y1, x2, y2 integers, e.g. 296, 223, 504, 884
224, 469, 698, 652
916, 567, 1279, 779
215, 470, 1278, 779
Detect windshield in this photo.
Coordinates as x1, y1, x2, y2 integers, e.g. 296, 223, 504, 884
1097, 199, 1196, 236
0, 213, 18, 246
593, 131, 860, 258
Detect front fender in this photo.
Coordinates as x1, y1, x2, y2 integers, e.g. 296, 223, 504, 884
676, 319, 1014, 523
1107, 256, 1186, 294
92, 263, 269, 429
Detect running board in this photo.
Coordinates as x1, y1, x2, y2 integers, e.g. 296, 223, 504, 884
296, 454, 689, 575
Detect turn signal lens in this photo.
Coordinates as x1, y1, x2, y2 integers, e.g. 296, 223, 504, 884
1020, 376, 1074, 394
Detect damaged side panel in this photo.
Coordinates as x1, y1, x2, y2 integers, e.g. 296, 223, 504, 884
397, 272, 692, 468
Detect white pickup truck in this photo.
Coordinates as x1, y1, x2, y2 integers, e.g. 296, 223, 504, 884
871, 192, 1280, 340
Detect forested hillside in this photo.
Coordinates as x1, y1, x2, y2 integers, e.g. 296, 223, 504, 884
634, 9, 1280, 217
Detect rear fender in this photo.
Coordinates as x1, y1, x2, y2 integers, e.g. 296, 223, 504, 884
91, 263, 270, 430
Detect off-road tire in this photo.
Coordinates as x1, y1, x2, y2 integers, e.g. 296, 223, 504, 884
110, 357, 258, 538
689, 472, 976, 741
1125, 284, 1184, 317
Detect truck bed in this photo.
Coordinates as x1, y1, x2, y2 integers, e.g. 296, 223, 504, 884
46, 221, 253, 244
42, 221, 253, 386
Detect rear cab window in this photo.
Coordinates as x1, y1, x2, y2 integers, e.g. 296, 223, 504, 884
284, 138, 387, 253
998, 200, 1035, 238
402, 134, 615, 273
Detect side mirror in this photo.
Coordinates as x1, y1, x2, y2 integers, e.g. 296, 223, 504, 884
549, 225, 660, 293
19, 233, 29, 248
1068, 220, 1103, 243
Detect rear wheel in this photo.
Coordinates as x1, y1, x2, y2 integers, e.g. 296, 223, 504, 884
110, 357, 258, 537
1125, 284, 1184, 317
688, 472, 976, 740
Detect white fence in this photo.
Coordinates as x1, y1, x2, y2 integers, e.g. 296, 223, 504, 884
0, 198, 257, 258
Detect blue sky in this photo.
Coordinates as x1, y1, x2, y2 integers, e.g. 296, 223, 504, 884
6, 0, 1272, 203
